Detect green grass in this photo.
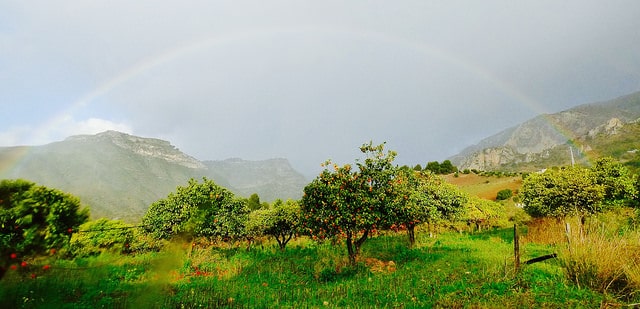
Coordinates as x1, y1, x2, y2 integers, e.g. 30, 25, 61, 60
1, 228, 629, 308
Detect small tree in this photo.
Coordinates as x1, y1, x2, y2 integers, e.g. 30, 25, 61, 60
142, 178, 249, 242
301, 142, 397, 264
265, 200, 301, 250
521, 167, 605, 223
425, 161, 441, 174
0, 179, 89, 280
392, 168, 467, 246
246, 199, 300, 250
247, 193, 262, 211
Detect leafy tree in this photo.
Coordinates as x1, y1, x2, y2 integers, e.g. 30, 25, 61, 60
69, 219, 134, 257
0, 179, 89, 280
413, 164, 423, 171
496, 189, 513, 201
425, 161, 441, 174
247, 193, 262, 211
521, 167, 605, 220
142, 178, 249, 241
464, 196, 505, 232
392, 168, 467, 246
591, 157, 637, 206
301, 142, 397, 264
246, 199, 301, 250
440, 160, 457, 174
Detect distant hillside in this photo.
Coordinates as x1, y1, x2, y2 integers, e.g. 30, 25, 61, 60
0, 131, 307, 222
450, 91, 640, 171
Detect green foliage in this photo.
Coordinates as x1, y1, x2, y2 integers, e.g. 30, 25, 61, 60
0, 230, 617, 308
246, 199, 300, 250
521, 167, 605, 219
69, 219, 134, 257
141, 178, 249, 241
425, 161, 441, 174
591, 157, 638, 206
301, 142, 397, 264
521, 158, 637, 220
425, 160, 458, 175
247, 193, 262, 211
496, 188, 513, 201
463, 196, 506, 230
0, 179, 89, 280
392, 167, 467, 245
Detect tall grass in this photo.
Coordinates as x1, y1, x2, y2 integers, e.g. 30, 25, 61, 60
525, 211, 640, 300
1, 228, 620, 308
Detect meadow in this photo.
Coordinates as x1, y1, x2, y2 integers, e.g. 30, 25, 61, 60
3, 172, 638, 308
3, 219, 638, 308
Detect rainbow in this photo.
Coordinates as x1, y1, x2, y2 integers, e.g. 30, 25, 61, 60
2, 25, 588, 176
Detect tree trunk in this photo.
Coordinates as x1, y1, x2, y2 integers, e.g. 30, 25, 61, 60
346, 230, 369, 265
276, 233, 293, 251
346, 234, 356, 265
407, 223, 416, 248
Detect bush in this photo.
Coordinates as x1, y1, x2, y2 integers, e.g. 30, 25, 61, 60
496, 189, 513, 201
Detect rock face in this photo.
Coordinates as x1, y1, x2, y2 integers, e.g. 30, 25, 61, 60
0, 131, 307, 222
67, 131, 206, 169
451, 91, 640, 171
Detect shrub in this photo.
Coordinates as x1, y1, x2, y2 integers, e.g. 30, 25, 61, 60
496, 189, 513, 201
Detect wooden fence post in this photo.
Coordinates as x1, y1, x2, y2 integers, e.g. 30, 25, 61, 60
514, 224, 520, 272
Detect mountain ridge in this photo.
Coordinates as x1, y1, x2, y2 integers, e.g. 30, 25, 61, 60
450, 90, 640, 171
0, 131, 307, 222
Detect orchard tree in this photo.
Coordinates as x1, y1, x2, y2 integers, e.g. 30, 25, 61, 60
142, 178, 249, 241
301, 142, 397, 264
464, 196, 505, 232
392, 168, 467, 246
0, 179, 89, 280
246, 199, 300, 250
521, 167, 605, 222
591, 157, 637, 206
69, 219, 134, 257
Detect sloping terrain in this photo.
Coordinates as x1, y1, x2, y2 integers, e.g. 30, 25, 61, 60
0, 131, 307, 221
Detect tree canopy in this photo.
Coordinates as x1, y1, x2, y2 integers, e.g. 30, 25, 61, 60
301, 142, 398, 264
246, 199, 300, 250
142, 178, 249, 241
0, 179, 89, 280
392, 167, 467, 246
521, 167, 605, 219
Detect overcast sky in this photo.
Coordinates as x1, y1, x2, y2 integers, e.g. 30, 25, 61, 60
2, 1, 640, 177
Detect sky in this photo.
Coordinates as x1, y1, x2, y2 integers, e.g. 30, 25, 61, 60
2, 1, 640, 178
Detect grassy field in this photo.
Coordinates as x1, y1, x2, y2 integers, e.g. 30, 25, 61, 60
444, 173, 522, 201
2, 225, 630, 308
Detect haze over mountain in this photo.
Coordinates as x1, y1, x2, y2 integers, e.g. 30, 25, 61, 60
0, 131, 307, 222
450, 91, 640, 171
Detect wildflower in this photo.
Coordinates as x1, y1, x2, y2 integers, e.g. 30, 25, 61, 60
42, 265, 50, 271
21, 261, 27, 267
10, 253, 17, 259
10, 265, 17, 270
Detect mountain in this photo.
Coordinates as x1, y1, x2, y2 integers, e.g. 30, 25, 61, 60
450, 91, 640, 171
0, 131, 308, 222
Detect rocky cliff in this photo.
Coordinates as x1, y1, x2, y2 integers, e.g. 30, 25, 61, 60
451, 91, 640, 171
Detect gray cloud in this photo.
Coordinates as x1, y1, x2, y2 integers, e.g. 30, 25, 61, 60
2, 1, 640, 177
